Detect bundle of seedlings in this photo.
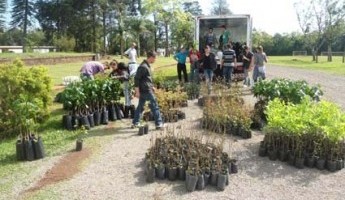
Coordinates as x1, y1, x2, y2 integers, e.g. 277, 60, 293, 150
259, 98, 345, 172
184, 82, 201, 100
61, 77, 125, 130
144, 127, 237, 192
155, 89, 188, 108
201, 90, 252, 139
252, 78, 323, 129
14, 95, 45, 161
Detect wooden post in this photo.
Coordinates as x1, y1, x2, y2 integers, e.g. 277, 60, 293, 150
343, 51, 344, 63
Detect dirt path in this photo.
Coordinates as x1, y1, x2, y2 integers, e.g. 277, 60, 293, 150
22, 66, 345, 200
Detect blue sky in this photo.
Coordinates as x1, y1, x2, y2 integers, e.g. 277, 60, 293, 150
198, 0, 301, 35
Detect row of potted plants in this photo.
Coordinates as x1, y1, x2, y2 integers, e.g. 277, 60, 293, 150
251, 78, 323, 129
60, 78, 132, 130
260, 98, 345, 172
184, 82, 201, 100
143, 109, 186, 123
201, 94, 252, 139
145, 130, 237, 192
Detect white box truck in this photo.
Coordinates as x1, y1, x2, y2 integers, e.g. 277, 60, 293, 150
194, 15, 253, 80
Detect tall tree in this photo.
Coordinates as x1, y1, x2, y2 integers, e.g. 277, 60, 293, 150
183, 1, 203, 16
210, 0, 232, 16
0, 0, 6, 30
295, 0, 345, 62
11, 0, 35, 52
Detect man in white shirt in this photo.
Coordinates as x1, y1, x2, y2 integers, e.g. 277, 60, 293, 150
124, 42, 138, 77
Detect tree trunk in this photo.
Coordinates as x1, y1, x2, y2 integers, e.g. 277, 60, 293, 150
137, 36, 140, 57
23, 0, 29, 53
92, 1, 96, 53
327, 44, 332, 62
103, 11, 107, 54
164, 22, 169, 57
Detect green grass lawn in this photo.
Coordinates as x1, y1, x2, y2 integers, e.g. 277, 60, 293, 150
269, 56, 345, 75
46, 56, 178, 85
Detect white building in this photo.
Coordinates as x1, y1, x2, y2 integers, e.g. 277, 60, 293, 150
0, 46, 57, 53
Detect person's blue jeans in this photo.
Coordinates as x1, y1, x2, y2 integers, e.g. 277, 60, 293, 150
123, 81, 131, 106
132, 92, 163, 126
223, 66, 233, 85
204, 69, 213, 94
253, 66, 266, 82
243, 67, 252, 86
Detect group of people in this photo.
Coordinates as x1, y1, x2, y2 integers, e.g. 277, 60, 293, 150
78, 38, 268, 130
79, 44, 164, 130
174, 42, 268, 93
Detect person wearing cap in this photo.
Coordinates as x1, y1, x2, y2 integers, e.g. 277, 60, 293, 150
132, 51, 164, 130
80, 61, 111, 80
124, 42, 138, 77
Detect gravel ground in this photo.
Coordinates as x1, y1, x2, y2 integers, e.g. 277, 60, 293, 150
22, 66, 345, 200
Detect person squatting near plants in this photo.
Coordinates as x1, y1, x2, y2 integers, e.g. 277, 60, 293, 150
222, 43, 237, 87
188, 47, 201, 83
173, 47, 189, 83
80, 61, 112, 80
109, 61, 132, 107
242, 45, 254, 87
124, 42, 138, 77
253, 45, 268, 82
132, 51, 164, 130
199, 45, 217, 94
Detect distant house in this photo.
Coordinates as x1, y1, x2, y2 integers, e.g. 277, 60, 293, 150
157, 48, 166, 56
0, 46, 57, 53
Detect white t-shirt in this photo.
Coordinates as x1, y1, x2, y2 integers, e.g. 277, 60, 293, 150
216, 50, 223, 65
124, 47, 137, 63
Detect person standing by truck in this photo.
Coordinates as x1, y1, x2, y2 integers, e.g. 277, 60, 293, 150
253, 45, 268, 82
189, 46, 201, 83
242, 45, 254, 87
222, 43, 237, 87
200, 45, 217, 94
219, 25, 231, 48
204, 28, 218, 49
174, 48, 189, 83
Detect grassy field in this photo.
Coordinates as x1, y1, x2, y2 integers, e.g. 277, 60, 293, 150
269, 56, 345, 75
46, 56, 178, 85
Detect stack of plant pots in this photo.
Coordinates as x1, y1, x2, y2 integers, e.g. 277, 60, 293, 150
16, 134, 45, 161
145, 134, 237, 192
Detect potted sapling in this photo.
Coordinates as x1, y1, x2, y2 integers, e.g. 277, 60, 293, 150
76, 126, 88, 151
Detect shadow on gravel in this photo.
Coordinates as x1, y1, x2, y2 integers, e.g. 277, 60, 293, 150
134, 158, 147, 187
236, 139, 326, 186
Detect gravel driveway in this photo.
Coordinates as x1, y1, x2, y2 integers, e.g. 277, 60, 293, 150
23, 66, 345, 200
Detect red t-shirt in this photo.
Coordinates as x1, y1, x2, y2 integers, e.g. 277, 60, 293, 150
189, 50, 201, 64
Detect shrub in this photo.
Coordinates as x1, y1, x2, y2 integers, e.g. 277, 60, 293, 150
0, 60, 52, 139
